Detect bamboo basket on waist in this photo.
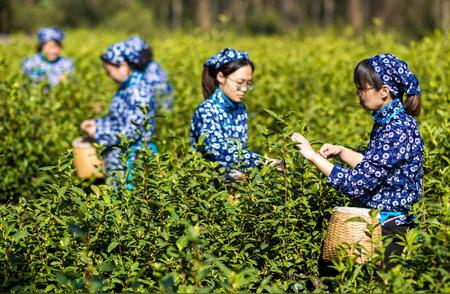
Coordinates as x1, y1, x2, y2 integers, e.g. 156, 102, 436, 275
322, 207, 382, 264
72, 137, 104, 179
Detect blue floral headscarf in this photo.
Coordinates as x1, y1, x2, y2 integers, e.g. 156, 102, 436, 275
204, 48, 250, 69
101, 36, 149, 65
124, 35, 150, 53
37, 27, 64, 44
369, 53, 420, 98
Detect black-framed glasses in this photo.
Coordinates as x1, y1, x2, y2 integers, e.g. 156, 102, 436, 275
226, 77, 255, 91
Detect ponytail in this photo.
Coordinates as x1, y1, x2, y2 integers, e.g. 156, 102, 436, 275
202, 67, 216, 99
404, 95, 421, 116
128, 48, 152, 72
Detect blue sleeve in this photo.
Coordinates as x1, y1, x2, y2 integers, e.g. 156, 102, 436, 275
157, 81, 174, 110
191, 108, 261, 170
64, 58, 75, 75
22, 57, 45, 82
95, 87, 156, 146
95, 114, 121, 146
153, 65, 173, 110
327, 123, 423, 200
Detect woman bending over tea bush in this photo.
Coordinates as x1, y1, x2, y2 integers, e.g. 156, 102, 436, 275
190, 48, 282, 180
22, 27, 74, 86
80, 36, 157, 185
134, 36, 174, 110
291, 53, 424, 268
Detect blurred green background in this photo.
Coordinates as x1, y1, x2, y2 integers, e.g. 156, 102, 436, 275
0, 0, 449, 39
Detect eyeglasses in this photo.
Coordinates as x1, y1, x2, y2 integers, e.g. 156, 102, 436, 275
355, 86, 375, 97
226, 77, 255, 91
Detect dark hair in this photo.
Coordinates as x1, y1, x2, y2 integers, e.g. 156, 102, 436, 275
354, 59, 421, 116
128, 47, 153, 71
100, 48, 153, 71
37, 40, 62, 52
202, 59, 255, 99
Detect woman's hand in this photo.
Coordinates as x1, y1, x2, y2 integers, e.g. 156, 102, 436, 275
319, 144, 343, 159
265, 157, 286, 172
80, 119, 96, 137
59, 74, 67, 82
92, 101, 104, 115
291, 133, 317, 161
291, 133, 335, 176
229, 170, 247, 181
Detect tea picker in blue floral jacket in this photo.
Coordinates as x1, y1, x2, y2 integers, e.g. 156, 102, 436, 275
80, 36, 157, 187
22, 27, 74, 86
125, 36, 174, 110
291, 53, 424, 269
190, 48, 284, 181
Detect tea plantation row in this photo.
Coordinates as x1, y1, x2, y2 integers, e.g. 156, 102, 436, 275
0, 30, 448, 292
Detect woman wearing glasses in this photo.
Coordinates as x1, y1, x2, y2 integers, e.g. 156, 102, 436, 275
291, 53, 423, 269
190, 48, 281, 180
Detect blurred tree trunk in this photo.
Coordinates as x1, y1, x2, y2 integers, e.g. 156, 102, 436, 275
311, 0, 321, 24
376, 0, 394, 27
433, 0, 450, 30
348, 0, 364, 32
210, 0, 219, 26
408, 0, 425, 31
159, 0, 170, 27
0, 0, 10, 33
251, 0, 264, 17
444, 0, 450, 31
296, 0, 306, 24
370, 0, 398, 27
432, 0, 441, 28
280, 0, 299, 27
171, 0, 183, 29
265, 0, 278, 9
230, 0, 247, 24
197, 0, 211, 31
323, 0, 335, 26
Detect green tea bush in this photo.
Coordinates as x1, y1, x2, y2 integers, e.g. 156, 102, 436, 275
0, 30, 448, 292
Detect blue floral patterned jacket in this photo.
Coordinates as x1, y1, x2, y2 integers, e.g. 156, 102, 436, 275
327, 99, 424, 225
145, 61, 173, 110
190, 88, 261, 172
94, 71, 156, 173
22, 53, 74, 86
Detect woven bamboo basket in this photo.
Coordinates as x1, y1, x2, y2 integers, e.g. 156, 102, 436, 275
72, 137, 104, 179
322, 207, 382, 264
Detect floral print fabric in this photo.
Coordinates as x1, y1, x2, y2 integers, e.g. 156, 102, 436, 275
22, 53, 74, 86
95, 71, 156, 174
327, 99, 424, 225
190, 88, 261, 172
369, 53, 420, 98
145, 61, 173, 110
204, 48, 249, 69
37, 27, 64, 44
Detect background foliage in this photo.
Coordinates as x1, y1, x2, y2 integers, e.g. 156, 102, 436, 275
0, 29, 449, 292
1, 0, 449, 38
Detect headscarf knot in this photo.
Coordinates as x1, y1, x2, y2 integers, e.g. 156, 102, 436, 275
369, 53, 420, 98
204, 48, 250, 69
